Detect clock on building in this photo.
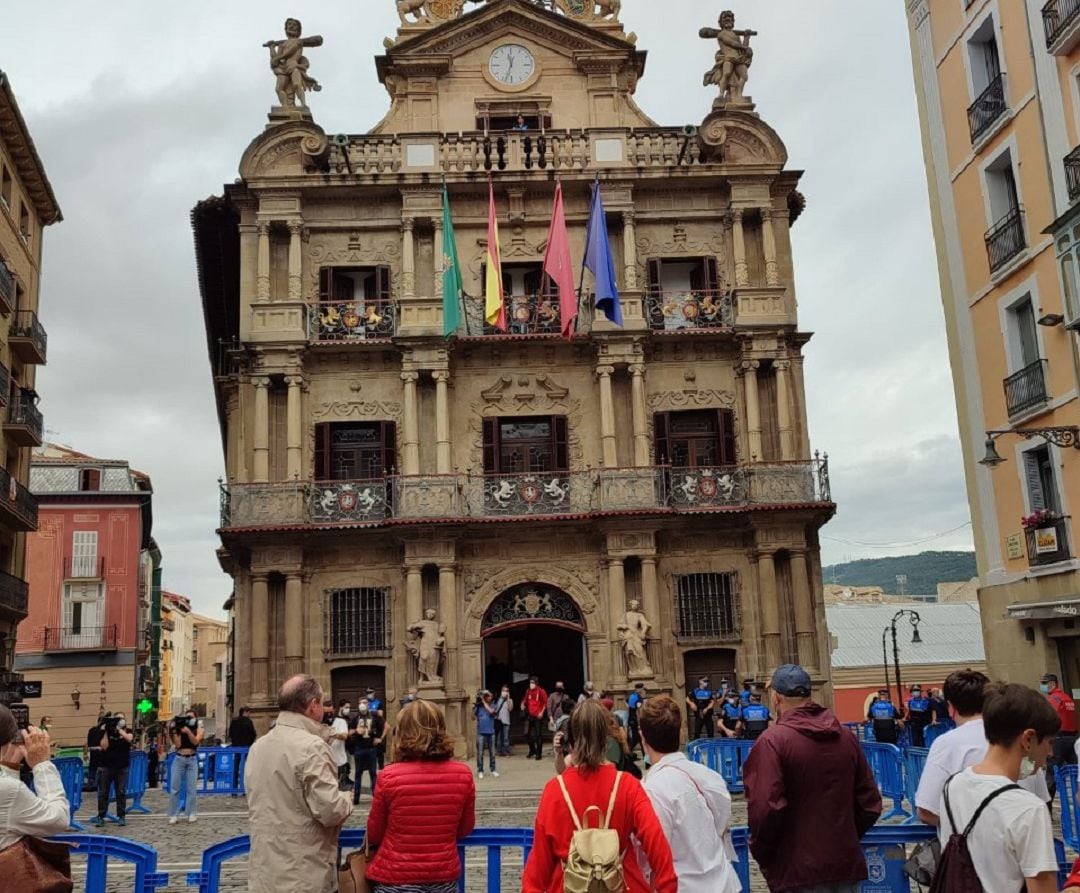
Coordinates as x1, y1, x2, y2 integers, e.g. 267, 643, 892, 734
488, 44, 538, 88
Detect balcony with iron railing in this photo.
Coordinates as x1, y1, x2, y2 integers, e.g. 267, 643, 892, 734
0, 465, 37, 532
63, 556, 106, 580
985, 207, 1026, 273
4, 389, 42, 447
1043, 0, 1080, 53
1026, 515, 1072, 566
9, 310, 47, 365
647, 290, 734, 333
967, 73, 1008, 144
1004, 359, 1049, 418
308, 300, 396, 344
0, 263, 12, 317
1066, 146, 1080, 204
482, 294, 562, 336
43, 624, 118, 652
0, 571, 28, 618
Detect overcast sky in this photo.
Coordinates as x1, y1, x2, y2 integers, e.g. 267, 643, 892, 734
0, 1, 972, 616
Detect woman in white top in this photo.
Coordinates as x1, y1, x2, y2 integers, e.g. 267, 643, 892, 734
0, 706, 70, 850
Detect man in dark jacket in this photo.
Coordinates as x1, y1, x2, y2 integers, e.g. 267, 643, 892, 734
228, 706, 258, 747
743, 664, 882, 892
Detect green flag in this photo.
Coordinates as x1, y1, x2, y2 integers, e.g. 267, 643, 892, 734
442, 183, 463, 338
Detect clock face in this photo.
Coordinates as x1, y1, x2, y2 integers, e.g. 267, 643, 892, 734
488, 44, 536, 87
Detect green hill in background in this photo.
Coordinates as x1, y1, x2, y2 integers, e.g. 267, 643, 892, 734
822, 551, 977, 595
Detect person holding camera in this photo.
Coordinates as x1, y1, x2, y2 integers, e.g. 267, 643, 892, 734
349, 697, 383, 804
167, 709, 204, 824
0, 705, 70, 853
475, 690, 498, 779
90, 712, 134, 827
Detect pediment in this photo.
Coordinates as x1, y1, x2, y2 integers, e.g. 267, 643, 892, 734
698, 109, 788, 167
238, 119, 330, 180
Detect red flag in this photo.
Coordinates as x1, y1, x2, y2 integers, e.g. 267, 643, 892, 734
543, 181, 576, 339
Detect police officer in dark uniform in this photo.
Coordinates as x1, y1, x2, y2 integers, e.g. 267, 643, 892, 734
719, 690, 744, 738
686, 676, 715, 739
739, 678, 754, 707
905, 684, 932, 748
867, 689, 901, 744
741, 692, 772, 740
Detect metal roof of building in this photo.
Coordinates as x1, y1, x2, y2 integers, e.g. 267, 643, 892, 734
827, 603, 985, 669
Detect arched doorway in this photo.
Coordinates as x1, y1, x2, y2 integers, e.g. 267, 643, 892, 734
481, 584, 587, 739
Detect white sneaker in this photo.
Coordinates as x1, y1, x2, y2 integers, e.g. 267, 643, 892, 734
478, 772, 484, 779
492, 771, 500, 778
188, 815, 198, 824
168, 817, 178, 825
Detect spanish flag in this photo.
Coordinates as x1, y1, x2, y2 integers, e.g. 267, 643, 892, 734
484, 182, 506, 330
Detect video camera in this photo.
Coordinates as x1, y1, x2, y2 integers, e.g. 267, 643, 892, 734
101, 713, 127, 741
9, 703, 29, 733
170, 714, 197, 735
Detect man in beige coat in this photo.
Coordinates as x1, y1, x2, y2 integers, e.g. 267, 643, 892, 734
245, 674, 353, 893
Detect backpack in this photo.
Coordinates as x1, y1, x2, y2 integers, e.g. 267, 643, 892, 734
929, 775, 1021, 893
556, 771, 625, 893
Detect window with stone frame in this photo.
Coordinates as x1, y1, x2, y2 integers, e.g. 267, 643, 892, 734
314, 421, 397, 481
653, 409, 736, 468
323, 587, 389, 657
482, 415, 568, 474
318, 266, 392, 305
675, 572, 741, 640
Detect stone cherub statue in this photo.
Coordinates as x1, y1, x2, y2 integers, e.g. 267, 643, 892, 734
263, 18, 324, 108
699, 10, 756, 108
408, 608, 446, 683
617, 599, 654, 677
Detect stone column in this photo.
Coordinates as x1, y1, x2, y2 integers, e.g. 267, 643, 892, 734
439, 562, 457, 687
757, 550, 782, 673
640, 555, 660, 633
731, 209, 749, 288
740, 361, 762, 461
629, 364, 649, 467
607, 557, 627, 681
252, 376, 270, 482
775, 359, 795, 461
250, 573, 269, 699
256, 224, 271, 302
434, 371, 451, 474
286, 375, 303, 480
790, 549, 818, 673
622, 210, 637, 290
761, 208, 780, 287
401, 372, 420, 474
284, 573, 304, 678
401, 217, 416, 298
433, 215, 444, 297
287, 222, 303, 301
597, 365, 618, 468
405, 565, 423, 630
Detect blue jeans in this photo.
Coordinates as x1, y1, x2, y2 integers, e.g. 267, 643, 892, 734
496, 723, 511, 754
476, 734, 496, 772
168, 753, 199, 818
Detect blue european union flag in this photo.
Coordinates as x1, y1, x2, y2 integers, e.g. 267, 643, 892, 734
583, 184, 623, 327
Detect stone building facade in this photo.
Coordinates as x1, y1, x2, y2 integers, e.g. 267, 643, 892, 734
195, 0, 834, 741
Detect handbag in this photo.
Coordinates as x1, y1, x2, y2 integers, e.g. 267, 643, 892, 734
337, 835, 372, 893
0, 836, 73, 893
903, 837, 941, 887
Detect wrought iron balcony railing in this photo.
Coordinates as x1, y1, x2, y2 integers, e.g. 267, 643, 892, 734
63, 556, 106, 579
5, 389, 43, 444
1004, 359, 1049, 418
0, 263, 12, 316
1044, 0, 1080, 49
985, 207, 1026, 273
0, 464, 37, 531
967, 73, 1008, 144
310, 478, 391, 523
43, 625, 118, 652
308, 301, 396, 342
9, 309, 47, 364
482, 294, 561, 336
0, 571, 28, 617
647, 290, 734, 332
1026, 515, 1072, 566
1066, 146, 1080, 204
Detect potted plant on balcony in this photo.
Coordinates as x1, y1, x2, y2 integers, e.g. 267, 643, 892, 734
1022, 509, 1064, 557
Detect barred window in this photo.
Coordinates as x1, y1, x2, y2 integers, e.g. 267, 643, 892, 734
676, 573, 740, 639
324, 587, 388, 656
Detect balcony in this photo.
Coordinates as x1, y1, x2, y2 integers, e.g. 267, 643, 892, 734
43, 625, 118, 652
309, 478, 391, 523
9, 310, 47, 365
0, 571, 28, 618
1043, 0, 1080, 54
984, 207, 1026, 274
647, 290, 734, 333
4, 390, 42, 447
967, 74, 1007, 145
0, 465, 37, 532
1026, 516, 1072, 566
482, 294, 561, 337
1004, 359, 1049, 418
63, 556, 106, 579
0, 263, 12, 317
1067, 147, 1080, 204
308, 300, 396, 343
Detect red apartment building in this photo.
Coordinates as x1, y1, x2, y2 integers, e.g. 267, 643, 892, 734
15, 444, 155, 744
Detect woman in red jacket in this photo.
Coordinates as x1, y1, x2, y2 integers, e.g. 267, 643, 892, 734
522, 699, 677, 893
365, 699, 476, 892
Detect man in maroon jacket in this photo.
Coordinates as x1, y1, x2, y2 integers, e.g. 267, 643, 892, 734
743, 664, 882, 892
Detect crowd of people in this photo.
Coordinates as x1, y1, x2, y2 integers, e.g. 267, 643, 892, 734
866, 682, 950, 746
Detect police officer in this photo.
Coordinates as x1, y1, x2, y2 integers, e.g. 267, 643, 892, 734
686, 676, 715, 739
741, 692, 772, 740
867, 689, 901, 745
739, 677, 754, 707
626, 682, 646, 754
719, 690, 744, 738
905, 684, 931, 748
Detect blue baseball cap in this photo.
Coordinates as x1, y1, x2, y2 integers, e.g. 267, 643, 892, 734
771, 664, 812, 697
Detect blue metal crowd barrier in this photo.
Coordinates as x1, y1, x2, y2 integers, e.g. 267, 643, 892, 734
860, 742, 911, 820
164, 747, 250, 809
1057, 764, 1080, 853
686, 738, 755, 793
52, 756, 86, 830
53, 833, 169, 893
921, 720, 954, 748
902, 747, 929, 826
730, 825, 750, 892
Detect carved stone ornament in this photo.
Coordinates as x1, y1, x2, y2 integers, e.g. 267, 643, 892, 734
407, 608, 446, 683
699, 10, 755, 110
482, 583, 585, 633
464, 564, 600, 639
696, 110, 788, 166
471, 374, 584, 469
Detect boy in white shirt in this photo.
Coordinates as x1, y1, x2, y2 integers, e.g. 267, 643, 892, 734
937, 682, 1059, 893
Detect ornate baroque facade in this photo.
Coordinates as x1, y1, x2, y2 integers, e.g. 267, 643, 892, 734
195, 0, 834, 741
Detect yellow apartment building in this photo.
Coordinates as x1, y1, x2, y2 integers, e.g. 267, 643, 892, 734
906, 0, 1080, 687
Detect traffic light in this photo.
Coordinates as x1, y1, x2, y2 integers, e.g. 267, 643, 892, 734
136, 698, 155, 715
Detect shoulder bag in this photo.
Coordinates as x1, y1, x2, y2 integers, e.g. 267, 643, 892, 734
0, 836, 73, 893
337, 835, 372, 893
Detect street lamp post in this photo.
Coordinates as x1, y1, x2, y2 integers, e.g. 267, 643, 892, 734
882, 609, 922, 707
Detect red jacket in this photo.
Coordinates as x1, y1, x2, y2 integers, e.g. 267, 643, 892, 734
1048, 688, 1078, 733
1065, 857, 1080, 889
365, 760, 476, 885
743, 703, 882, 892
523, 765, 677, 893
523, 686, 549, 719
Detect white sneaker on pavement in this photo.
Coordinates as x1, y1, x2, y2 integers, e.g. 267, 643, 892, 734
492, 771, 500, 778
478, 772, 484, 779
168, 817, 178, 825
188, 815, 198, 823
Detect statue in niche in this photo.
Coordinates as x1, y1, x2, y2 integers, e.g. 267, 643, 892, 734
699, 10, 756, 107
617, 599, 654, 677
263, 18, 323, 108
408, 608, 446, 683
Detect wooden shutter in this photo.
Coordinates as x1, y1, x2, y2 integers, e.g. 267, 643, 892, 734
1024, 450, 1046, 512
704, 256, 720, 293
718, 409, 736, 466
553, 416, 569, 472
502, 270, 514, 295
381, 422, 398, 475
647, 259, 663, 296
376, 265, 392, 303
689, 266, 705, 293
318, 267, 332, 302
483, 418, 499, 474
315, 423, 331, 481
653, 413, 670, 464
524, 269, 542, 296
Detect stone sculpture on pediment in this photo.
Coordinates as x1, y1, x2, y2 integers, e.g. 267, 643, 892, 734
646, 388, 737, 412
699, 10, 756, 110
264, 18, 324, 109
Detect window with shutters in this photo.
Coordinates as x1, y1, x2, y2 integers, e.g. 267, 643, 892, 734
654, 410, 736, 468
645, 256, 731, 330
323, 587, 389, 656
79, 468, 101, 491
676, 573, 740, 640
70, 531, 99, 579
61, 580, 105, 648
482, 416, 568, 474
314, 421, 397, 480
1023, 446, 1062, 515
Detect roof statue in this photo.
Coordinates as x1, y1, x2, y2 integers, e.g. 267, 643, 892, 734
699, 10, 756, 110
263, 18, 323, 110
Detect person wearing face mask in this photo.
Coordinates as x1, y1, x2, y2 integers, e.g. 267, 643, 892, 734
329, 701, 351, 790
905, 684, 932, 748
719, 690, 744, 739
1039, 672, 1077, 804
349, 698, 384, 804
494, 686, 514, 757
934, 683, 1060, 893
742, 692, 772, 740
474, 690, 499, 778
867, 689, 901, 745
686, 677, 715, 740
523, 676, 549, 760
547, 680, 570, 731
